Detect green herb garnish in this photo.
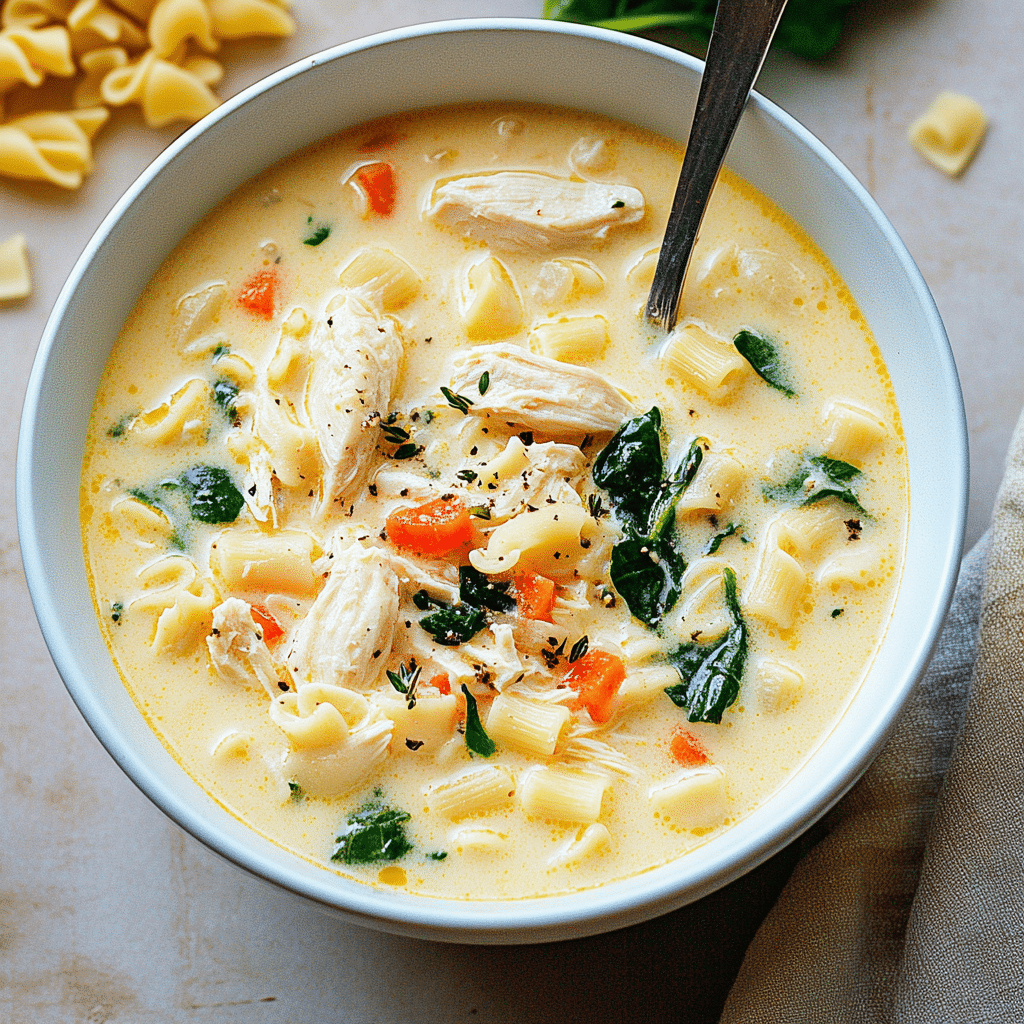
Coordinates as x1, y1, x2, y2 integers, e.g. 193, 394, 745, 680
569, 635, 589, 663
703, 522, 740, 556
426, 851, 448, 861
441, 386, 474, 415
303, 224, 331, 246
734, 329, 797, 398
392, 442, 421, 460
456, 469, 478, 482
212, 378, 239, 420
765, 454, 866, 513
331, 791, 413, 864
180, 464, 245, 523
543, 0, 855, 60
468, 505, 491, 520
831, 607, 844, 618
459, 565, 516, 614
478, 371, 490, 395
107, 412, 135, 438
288, 781, 304, 804
110, 601, 123, 624
461, 684, 496, 757
664, 567, 748, 724
387, 659, 421, 709
420, 603, 489, 646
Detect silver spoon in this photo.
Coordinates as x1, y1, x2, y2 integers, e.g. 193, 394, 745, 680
645, 0, 790, 331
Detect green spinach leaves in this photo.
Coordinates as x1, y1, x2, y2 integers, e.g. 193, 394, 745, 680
765, 454, 866, 513
593, 408, 703, 627
332, 791, 413, 864
665, 567, 748, 724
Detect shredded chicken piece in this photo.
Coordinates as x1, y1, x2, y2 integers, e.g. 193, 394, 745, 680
450, 343, 632, 441
305, 292, 403, 515
385, 549, 461, 605
207, 597, 283, 698
286, 535, 399, 690
427, 171, 644, 251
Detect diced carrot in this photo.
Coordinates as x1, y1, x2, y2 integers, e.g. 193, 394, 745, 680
429, 673, 451, 696
564, 650, 626, 724
514, 571, 556, 622
237, 268, 278, 319
670, 728, 710, 768
250, 604, 284, 646
357, 162, 396, 216
386, 496, 471, 557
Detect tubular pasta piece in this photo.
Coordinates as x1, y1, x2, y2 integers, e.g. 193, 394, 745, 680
757, 658, 803, 712
467, 501, 587, 579
909, 91, 987, 176
485, 691, 571, 758
676, 450, 745, 514
208, 0, 295, 40
649, 766, 726, 827
460, 256, 523, 340
148, 0, 217, 57
744, 544, 805, 630
370, 692, 458, 755
447, 826, 509, 853
677, 558, 733, 640
626, 247, 658, 290
529, 315, 608, 362
449, 342, 632, 441
823, 400, 887, 466
519, 765, 609, 823
425, 765, 515, 819
176, 280, 226, 345
660, 323, 746, 396
0, 25, 74, 92
209, 528, 318, 595
815, 540, 880, 588
2, 0, 74, 29
0, 232, 31, 300
132, 377, 209, 443
767, 505, 844, 561
111, 495, 175, 545
338, 246, 421, 312
547, 822, 611, 867
266, 307, 311, 390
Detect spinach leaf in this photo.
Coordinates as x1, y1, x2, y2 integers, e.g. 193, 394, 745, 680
665, 567, 748, 724
610, 534, 685, 628
703, 522, 740, 556
544, 0, 854, 60
647, 437, 705, 537
592, 407, 664, 532
734, 330, 797, 398
461, 684, 496, 757
212, 379, 239, 420
419, 603, 488, 646
303, 224, 330, 246
459, 565, 516, 614
765, 454, 866, 513
180, 464, 245, 523
331, 791, 413, 864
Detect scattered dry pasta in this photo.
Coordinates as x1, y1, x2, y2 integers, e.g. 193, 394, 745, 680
908, 91, 988, 177
0, 0, 294, 187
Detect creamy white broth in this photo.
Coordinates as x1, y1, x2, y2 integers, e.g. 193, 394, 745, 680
81, 103, 906, 899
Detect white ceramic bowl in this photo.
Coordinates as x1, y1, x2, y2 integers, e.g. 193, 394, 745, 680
17, 19, 967, 944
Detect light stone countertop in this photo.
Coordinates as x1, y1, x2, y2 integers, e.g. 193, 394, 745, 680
3, 1, 1021, 1021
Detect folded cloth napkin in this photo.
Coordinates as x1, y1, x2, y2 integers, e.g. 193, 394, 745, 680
719, 412, 1024, 1022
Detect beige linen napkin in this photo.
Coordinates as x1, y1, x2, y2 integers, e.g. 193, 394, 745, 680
720, 412, 1024, 1023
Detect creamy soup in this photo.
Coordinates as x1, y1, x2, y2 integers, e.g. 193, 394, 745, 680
80, 103, 906, 900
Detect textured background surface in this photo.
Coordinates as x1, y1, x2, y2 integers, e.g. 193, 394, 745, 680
3, 1, 1021, 1020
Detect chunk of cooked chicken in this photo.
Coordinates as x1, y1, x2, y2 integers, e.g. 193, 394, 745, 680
449, 343, 632, 440
427, 171, 644, 251
285, 534, 399, 690
207, 597, 284, 698
305, 292, 403, 515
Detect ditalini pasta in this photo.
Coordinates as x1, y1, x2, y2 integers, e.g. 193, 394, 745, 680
81, 103, 907, 899
0, 231, 31, 299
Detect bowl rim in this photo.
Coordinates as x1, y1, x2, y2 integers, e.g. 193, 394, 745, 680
17, 17, 968, 943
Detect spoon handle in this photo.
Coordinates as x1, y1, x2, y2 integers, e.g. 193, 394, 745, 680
645, 0, 789, 331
